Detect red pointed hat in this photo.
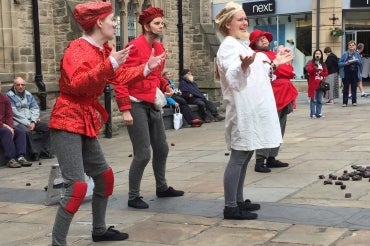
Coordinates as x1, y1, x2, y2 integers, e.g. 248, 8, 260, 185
249, 29, 273, 47
74, 1, 113, 31
138, 7, 164, 25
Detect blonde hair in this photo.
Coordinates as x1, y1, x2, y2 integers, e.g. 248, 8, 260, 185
348, 40, 356, 46
215, 2, 244, 36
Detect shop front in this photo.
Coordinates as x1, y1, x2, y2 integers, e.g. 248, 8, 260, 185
212, 0, 312, 79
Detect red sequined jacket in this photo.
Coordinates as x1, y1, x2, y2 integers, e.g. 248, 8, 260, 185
49, 38, 145, 137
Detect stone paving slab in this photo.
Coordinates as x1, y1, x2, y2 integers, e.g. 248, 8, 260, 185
2, 91, 370, 245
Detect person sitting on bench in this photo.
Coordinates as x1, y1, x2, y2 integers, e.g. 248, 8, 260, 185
6, 77, 54, 160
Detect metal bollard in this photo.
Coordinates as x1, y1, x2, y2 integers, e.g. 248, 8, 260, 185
104, 84, 112, 138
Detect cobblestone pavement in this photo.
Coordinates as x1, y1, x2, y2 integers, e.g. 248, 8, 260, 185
2, 91, 370, 245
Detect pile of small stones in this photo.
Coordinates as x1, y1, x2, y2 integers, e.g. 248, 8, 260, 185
319, 165, 370, 198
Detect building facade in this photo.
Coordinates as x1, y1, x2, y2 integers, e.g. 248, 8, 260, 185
0, 0, 369, 109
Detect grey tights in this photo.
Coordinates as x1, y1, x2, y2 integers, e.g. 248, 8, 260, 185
224, 149, 253, 207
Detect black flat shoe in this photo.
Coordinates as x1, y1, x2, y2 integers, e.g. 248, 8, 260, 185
223, 206, 257, 220
156, 186, 184, 197
128, 196, 149, 209
266, 159, 289, 168
92, 226, 128, 242
237, 199, 261, 211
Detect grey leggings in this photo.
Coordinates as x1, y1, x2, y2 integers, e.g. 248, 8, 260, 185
224, 149, 254, 207
51, 130, 111, 246
126, 102, 169, 199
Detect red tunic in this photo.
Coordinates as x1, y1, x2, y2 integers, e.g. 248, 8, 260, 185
307, 60, 329, 98
256, 50, 298, 111
114, 35, 169, 111
0, 94, 13, 128
49, 38, 145, 137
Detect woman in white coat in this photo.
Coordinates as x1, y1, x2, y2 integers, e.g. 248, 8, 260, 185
215, 2, 294, 220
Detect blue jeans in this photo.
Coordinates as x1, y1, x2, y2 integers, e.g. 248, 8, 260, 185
310, 89, 323, 117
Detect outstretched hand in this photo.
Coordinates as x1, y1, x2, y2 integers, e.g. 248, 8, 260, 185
111, 45, 133, 65
240, 52, 256, 73
147, 48, 166, 71
274, 46, 294, 66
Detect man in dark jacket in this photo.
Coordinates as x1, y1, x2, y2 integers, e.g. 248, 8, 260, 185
178, 69, 224, 123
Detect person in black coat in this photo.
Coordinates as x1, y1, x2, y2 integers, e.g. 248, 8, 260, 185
178, 69, 224, 123
323, 47, 340, 104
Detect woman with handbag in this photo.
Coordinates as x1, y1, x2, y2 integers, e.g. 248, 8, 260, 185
307, 49, 328, 118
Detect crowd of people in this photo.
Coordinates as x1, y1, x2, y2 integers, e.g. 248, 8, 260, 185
304, 39, 367, 119
1, 0, 370, 245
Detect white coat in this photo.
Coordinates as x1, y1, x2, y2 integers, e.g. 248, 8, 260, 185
216, 36, 282, 151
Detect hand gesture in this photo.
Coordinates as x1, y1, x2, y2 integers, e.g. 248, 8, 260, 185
111, 45, 133, 65
274, 46, 294, 66
147, 49, 166, 71
240, 53, 256, 73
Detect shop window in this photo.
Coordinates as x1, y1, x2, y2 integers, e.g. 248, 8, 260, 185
128, 2, 137, 40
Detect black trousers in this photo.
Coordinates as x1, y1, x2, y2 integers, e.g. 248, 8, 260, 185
171, 94, 198, 124
17, 121, 51, 156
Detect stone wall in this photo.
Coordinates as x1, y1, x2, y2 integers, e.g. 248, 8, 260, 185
0, 0, 80, 108
162, 0, 221, 102
0, 0, 221, 109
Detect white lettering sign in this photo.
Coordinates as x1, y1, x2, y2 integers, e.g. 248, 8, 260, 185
252, 3, 274, 13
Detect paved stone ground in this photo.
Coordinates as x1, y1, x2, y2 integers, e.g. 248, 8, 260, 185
3, 89, 370, 245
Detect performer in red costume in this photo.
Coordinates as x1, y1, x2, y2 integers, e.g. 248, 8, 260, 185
114, 6, 184, 210
49, 2, 165, 245
249, 29, 298, 173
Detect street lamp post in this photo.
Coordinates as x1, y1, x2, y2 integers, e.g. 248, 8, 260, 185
177, 0, 184, 80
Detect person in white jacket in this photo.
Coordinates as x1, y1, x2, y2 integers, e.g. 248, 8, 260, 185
215, 1, 294, 220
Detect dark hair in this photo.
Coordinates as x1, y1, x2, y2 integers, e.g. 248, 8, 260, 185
312, 49, 326, 68
181, 69, 190, 77
323, 47, 332, 53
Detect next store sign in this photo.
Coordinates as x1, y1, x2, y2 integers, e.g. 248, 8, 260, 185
243, 0, 276, 16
